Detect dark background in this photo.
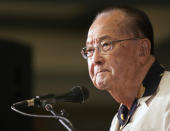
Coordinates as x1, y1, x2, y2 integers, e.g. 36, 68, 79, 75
0, 0, 170, 131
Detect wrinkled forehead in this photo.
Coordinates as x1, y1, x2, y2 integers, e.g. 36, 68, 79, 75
86, 34, 112, 46
86, 23, 123, 46
86, 10, 129, 46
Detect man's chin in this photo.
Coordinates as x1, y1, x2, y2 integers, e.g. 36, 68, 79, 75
95, 82, 109, 90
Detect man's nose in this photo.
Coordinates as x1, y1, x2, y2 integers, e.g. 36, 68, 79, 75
92, 48, 104, 65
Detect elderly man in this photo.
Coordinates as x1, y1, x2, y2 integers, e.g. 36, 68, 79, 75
81, 6, 170, 131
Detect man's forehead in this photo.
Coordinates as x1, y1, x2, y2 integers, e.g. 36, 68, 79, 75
86, 10, 129, 45
86, 24, 115, 44
86, 34, 112, 45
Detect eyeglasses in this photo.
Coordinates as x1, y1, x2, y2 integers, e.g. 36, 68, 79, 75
81, 37, 144, 59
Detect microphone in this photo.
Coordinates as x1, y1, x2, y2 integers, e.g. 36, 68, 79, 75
12, 86, 89, 108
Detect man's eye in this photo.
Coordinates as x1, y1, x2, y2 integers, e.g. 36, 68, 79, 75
86, 48, 94, 56
101, 42, 111, 50
102, 42, 110, 46
86, 48, 94, 52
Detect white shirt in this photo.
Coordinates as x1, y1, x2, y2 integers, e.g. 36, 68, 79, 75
110, 71, 170, 131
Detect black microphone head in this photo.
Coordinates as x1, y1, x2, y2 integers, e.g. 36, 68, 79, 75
70, 86, 89, 103
55, 86, 89, 103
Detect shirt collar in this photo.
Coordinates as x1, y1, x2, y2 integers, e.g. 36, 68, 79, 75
142, 60, 165, 97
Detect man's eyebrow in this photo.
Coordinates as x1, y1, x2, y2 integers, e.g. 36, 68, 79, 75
98, 35, 112, 41
86, 35, 112, 45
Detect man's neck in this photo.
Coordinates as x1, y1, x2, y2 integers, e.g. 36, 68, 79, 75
126, 55, 155, 109
108, 56, 155, 109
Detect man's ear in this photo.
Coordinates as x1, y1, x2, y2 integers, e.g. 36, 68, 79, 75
138, 38, 151, 57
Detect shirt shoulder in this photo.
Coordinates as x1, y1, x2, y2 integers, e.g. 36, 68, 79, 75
128, 71, 170, 131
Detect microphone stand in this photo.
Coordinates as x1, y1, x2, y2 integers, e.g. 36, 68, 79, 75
44, 103, 77, 131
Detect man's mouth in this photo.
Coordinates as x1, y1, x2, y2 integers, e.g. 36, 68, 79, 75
96, 69, 109, 76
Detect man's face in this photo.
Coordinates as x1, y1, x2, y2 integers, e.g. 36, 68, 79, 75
87, 11, 141, 92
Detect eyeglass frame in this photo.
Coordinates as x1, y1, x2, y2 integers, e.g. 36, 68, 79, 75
81, 37, 145, 60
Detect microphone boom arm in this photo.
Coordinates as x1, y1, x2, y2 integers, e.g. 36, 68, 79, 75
45, 103, 77, 131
